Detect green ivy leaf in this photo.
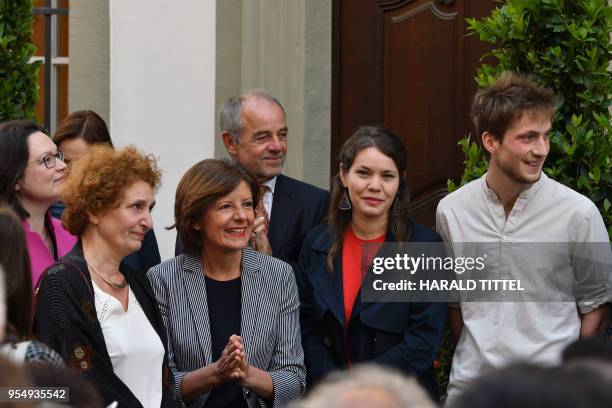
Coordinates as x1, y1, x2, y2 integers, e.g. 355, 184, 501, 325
458, 0, 612, 240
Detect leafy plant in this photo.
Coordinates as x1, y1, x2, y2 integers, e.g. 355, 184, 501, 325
449, 0, 612, 238
0, 0, 41, 122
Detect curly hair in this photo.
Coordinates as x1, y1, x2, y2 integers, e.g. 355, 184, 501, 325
61, 145, 161, 236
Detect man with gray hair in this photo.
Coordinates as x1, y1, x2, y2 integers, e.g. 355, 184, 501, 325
218, 90, 329, 266
289, 364, 435, 408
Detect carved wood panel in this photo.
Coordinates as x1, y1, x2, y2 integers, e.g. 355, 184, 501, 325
332, 0, 495, 228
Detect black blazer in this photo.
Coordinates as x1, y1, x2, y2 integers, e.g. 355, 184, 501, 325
268, 174, 329, 267
295, 223, 447, 399
33, 242, 176, 408
176, 174, 329, 267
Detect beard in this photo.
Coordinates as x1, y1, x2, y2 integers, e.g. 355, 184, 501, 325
494, 156, 543, 186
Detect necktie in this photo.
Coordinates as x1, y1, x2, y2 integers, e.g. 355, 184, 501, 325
257, 184, 271, 236
259, 185, 270, 218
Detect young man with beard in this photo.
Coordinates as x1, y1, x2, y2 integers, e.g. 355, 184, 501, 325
436, 72, 611, 405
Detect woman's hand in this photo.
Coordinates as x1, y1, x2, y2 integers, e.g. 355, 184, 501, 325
227, 335, 249, 382
178, 337, 247, 400
251, 215, 273, 256
227, 335, 275, 399
214, 338, 243, 382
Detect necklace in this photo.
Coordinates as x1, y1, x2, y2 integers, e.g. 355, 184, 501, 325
86, 260, 127, 289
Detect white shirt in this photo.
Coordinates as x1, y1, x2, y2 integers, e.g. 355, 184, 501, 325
436, 172, 611, 405
93, 282, 165, 408
262, 176, 277, 218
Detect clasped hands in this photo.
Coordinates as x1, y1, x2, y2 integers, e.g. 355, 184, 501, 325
213, 334, 251, 385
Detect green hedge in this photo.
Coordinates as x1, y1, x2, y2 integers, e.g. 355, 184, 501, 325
0, 0, 41, 122
449, 0, 612, 239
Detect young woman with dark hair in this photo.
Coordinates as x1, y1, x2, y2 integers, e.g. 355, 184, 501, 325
296, 126, 446, 400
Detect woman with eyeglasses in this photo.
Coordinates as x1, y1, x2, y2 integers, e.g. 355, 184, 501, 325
0, 120, 76, 289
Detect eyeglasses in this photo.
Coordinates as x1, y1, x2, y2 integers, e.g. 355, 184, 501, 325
28, 151, 65, 169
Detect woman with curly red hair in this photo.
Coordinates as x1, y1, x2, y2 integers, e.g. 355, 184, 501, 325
33, 145, 176, 408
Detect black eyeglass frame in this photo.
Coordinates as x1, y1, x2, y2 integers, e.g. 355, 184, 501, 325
28, 151, 65, 169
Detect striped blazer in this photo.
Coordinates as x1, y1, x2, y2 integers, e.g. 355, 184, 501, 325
148, 247, 306, 408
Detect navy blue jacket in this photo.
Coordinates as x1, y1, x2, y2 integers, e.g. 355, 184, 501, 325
295, 222, 447, 399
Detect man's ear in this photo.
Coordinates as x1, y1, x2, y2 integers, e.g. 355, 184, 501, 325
222, 131, 239, 156
482, 131, 498, 156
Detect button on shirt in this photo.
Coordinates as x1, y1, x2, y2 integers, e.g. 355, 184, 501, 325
436, 172, 611, 404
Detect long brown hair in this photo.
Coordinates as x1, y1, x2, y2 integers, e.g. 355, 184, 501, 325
327, 126, 412, 271
0, 205, 33, 340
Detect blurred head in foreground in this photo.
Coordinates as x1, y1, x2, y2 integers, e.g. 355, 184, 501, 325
289, 364, 434, 408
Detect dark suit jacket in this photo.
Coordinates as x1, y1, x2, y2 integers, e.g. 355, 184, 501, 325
267, 174, 329, 267
295, 223, 447, 399
176, 174, 329, 267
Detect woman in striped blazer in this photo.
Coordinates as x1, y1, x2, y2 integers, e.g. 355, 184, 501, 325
148, 159, 305, 408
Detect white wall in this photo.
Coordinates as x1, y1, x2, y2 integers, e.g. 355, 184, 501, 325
69, 0, 110, 123
109, 0, 216, 260
216, 0, 331, 189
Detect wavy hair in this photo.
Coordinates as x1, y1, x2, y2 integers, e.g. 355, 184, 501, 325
61, 145, 161, 236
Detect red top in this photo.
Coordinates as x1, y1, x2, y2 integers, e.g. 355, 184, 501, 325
342, 225, 385, 325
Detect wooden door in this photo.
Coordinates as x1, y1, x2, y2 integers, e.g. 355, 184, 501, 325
332, 0, 495, 227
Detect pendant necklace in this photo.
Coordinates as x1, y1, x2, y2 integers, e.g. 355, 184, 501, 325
86, 260, 128, 289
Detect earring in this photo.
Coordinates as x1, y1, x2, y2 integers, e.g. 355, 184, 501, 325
338, 189, 351, 210
392, 199, 401, 216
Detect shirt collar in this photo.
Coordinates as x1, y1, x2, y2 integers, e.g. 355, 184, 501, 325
480, 171, 547, 203
263, 176, 277, 195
